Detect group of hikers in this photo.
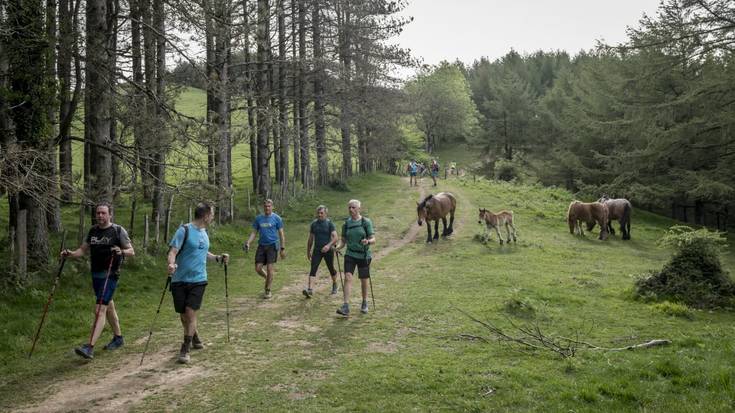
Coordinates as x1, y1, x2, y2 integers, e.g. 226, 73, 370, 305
407, 159, 441, 187
60, 198, 375, 364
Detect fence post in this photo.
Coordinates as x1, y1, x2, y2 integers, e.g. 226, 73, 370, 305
154, 212, 160, 245
78, 202, 86, 245
17, 209, 27, 279
144, 214, 149, 251
165, 194, 174, 242
129, 196, 137, 239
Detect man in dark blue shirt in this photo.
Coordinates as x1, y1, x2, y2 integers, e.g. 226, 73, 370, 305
304, 205, 338, 298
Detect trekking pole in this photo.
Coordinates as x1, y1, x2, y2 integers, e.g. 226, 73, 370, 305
223, 259, 230, 343
88, 254, 116, 347
368, 274, 376, 311
335, 250, 345, 292
140, 275, 172, 366
28, 230, 68, 358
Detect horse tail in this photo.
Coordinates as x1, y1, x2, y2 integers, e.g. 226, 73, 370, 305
567, 202, 576, 233
623, 201, 632, 239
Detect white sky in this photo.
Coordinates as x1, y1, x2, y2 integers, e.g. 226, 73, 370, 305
395, 0, 662, 71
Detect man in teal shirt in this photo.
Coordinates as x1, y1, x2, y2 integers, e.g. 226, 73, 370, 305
245, 199, 286, 299
335, 199, 376, 316
304, 205, 339, 298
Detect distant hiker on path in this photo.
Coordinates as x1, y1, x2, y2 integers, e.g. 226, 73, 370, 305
430, 159, 440, 186
61, 202, 135, 360
408, 160, 418, 186
304, 205, 339, 298
245, 198, 286, 299
167, 202, 229, 364
335, 199, 376, 316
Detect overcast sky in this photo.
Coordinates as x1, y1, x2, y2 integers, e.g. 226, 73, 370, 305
395, 0, 662, 71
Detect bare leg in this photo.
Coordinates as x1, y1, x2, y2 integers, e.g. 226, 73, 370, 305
342, 272, 352, 304
89, 304, 108, 346
180, 306, 197, 336
361, 278, 369, 302
255, 263, 267, 278
265, 263, 275, 291
105, 300, 122, 336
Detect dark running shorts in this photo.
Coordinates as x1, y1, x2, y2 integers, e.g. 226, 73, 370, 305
409, 172, 417, 177
171, 282, 207, 313
255, 244, 278, 265
309, 250, 337, 277
344, 255, 371, 279
92, 276, 118, 305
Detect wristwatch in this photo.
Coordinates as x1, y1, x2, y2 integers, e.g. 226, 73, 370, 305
280, 247, 286, 251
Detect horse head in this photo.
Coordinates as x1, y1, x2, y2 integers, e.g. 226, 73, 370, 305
598, 194, 610, 203
416, 201, 426, 226
478, 208, 487, 224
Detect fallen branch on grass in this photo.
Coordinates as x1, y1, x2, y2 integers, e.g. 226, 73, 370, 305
453, 307, 671, 358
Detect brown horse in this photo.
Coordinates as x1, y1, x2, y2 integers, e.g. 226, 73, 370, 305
417, 192, 457, 243
478, 208, 517, 244
567, 201, 608, 240
598, 196, 632, 240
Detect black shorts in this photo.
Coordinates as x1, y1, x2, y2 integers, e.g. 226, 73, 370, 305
309, 250, 337, 277
171, 282, 207, 313
344, 255, 371, 279
255, 244, 278, 265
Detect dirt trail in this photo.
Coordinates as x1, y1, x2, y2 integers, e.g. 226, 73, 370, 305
14, 178, 473, 413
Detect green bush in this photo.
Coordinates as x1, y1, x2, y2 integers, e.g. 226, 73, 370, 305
650, 301, 694, 319
635, 226, 734, 308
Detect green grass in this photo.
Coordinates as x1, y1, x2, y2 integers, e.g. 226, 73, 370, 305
3, 171, 734, 412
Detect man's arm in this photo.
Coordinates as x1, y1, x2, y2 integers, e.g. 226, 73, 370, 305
245, 229, 257, 250
167, 248, 178, 274
62, 242, 89, 258
278, 228, 286, 259
307, 233, 314, 260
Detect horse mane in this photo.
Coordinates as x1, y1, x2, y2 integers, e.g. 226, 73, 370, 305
418, 194, 434, 209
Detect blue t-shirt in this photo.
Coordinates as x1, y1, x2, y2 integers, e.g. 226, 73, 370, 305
169, 223, 209, 284
252, 213, 283, 246
410, 162, 418, 173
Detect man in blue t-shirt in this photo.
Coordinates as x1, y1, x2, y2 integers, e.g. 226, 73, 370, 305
245, 199, 286, 299
408, 160, 418, 187
167, 202, 229, 364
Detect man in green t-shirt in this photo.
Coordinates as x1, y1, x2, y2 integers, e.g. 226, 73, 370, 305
304, 205, 339, 298
335, 199, 376, 316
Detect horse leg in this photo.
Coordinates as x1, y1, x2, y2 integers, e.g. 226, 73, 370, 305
426, 221, 432, 243
433, 220, 440, 241
448, 210, 455, 235
505, 223, 512, 243
624, 217, 631, 240
495, 226, 504, 244
441, 217, 448, 237
598, 219, 607, 240
509, 222, 517, 242
608, 220, 615, 236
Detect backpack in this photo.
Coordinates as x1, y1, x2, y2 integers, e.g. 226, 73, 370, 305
174, 224, 190, 258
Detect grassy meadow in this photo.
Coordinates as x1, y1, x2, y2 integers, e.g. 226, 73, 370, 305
1, 168, 734, 411
1, 89, 734, 411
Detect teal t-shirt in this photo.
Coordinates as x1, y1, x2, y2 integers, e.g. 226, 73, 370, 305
342, 217, 374, 260
310, 218, 336, 251
169, 223, 209, 284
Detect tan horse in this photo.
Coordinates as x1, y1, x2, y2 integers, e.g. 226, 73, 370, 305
416, 192, 457, 243
567, 201, 608, 240
478, 208, 517, 244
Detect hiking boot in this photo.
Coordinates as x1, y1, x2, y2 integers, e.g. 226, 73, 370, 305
74, 344, 94, 360
302, 288, 313, 299
361, 301, 369, 314
177, 343, 191, 364
336, 303, 350, 316
262, 290, 273, 299
192, 334, 204, 350
330, 283, 338, 295
103, 335, 124, 350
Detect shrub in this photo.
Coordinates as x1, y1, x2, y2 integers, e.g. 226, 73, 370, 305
327, 179, 350, 192
635, 226, 734, 308
650, 301, 694, 319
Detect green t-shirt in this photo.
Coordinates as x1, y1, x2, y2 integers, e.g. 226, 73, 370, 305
310, 218, 336, 251
342, 217, 374, 260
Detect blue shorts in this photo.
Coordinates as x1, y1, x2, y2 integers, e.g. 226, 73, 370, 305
92, 275, 118, 305
409, 172, 417, 177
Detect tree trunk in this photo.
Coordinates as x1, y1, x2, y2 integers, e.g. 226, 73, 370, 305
243, 0, 258, 191
290, 0, 299, 181
256, 0, 271, 196
141, 0, 155, 200
312, 0, 327, 185
337, 1, 352, 178
45, 0, 62, 232
58, 0, 81, 203
277, 0, 288, 187
298, 0, 309, 185
151, 0, 167, 220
